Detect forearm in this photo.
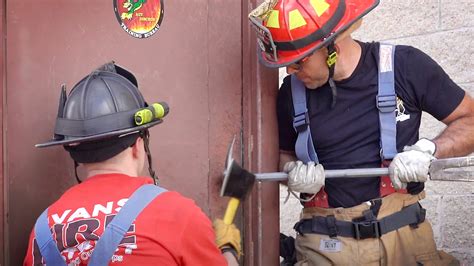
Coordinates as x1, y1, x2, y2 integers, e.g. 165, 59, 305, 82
434, 117, 474, 158
433, 94, 474, 158
279, 150, 297, 186
279, 150, 297, 171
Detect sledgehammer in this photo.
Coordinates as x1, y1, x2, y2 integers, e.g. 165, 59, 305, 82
220, 137, 255, 225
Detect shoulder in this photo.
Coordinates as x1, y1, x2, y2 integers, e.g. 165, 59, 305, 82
277, 75, 294, 109
368, 43, 445, 85
277, 75, 295, 117
356, 40, 380, 61
394, 44, 426, 56
150, 190, 210, 221
358, 40, 379, 52
362, 41, 422, 57
360, 41, 435, 66
154, 190, 201, 209
164, 191, 197, 205
392, 44, 448, 85
140, 190, 214, 244
280, 75, 292, 95
393, 45, 441, 69
278, 75, 294, 105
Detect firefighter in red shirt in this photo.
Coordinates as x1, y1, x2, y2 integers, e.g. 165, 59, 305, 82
24, 62, 241, 266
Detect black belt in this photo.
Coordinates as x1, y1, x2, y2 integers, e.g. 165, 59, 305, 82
294, 203, 426, 240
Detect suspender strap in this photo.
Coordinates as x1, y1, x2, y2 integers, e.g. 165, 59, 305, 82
294, 203, 425, 239
33, 184, 166, 266
89, 184, 166, 266
291, 74, 319, 163
34, 209, 66, 265
377, 44, 398, 160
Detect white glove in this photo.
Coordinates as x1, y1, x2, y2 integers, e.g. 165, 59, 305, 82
283, 161, 325, 194
389, 139, 436, 190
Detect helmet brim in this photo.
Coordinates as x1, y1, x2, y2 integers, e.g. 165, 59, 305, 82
35, 119, 162, 148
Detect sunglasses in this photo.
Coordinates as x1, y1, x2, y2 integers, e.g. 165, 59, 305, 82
288, 53, 314, 70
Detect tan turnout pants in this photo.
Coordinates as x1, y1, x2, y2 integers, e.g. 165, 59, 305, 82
295, 192, 459, 266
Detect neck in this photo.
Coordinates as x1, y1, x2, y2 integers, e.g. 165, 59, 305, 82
83, 155, 141, 179
332, 38, 361, 81
86, 167, 139, 179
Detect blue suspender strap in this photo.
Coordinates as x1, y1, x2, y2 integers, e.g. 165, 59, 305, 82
291, 74, 319, 164
34, 208, 66, 265
88, 184, 167, 266
377, 44, 398, 160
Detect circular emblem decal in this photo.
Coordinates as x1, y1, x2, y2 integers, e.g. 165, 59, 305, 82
114, 0, 164, 39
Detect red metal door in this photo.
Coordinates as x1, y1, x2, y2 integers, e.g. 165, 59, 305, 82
1, 0, 280, 265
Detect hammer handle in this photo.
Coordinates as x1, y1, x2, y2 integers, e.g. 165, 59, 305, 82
223, 197, 240, 225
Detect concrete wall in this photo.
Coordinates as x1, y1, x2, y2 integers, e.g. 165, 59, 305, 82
279, 0, 474, 264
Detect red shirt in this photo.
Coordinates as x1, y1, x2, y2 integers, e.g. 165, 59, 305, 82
24, 173, 227, 266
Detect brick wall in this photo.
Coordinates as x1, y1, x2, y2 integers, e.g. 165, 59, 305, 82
279, 0, 473, 264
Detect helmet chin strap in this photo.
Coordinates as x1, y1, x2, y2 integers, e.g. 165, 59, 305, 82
326, 41, 338, 109
142, 130, 159, 185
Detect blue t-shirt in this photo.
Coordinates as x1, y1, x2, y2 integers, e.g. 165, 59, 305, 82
277, 41, 465, 208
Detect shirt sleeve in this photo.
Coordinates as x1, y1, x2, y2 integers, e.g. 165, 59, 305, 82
179, 206, 227, 266
277, 75, 298, 152
396, 45, 465, 120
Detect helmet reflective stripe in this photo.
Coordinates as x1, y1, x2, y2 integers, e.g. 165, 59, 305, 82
249, 0, 380, 68
311, 0, 331, 16
272, 0, 345, 51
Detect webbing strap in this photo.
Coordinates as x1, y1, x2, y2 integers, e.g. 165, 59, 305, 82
34, 184, 166, 266
294, 203, 425, 239
377, 44, 398, 160
290, 44, 397, 163
34, 209, 66, 265
378, 203, 425, 234
291, 75, 319, 164
89, 184, 166, 266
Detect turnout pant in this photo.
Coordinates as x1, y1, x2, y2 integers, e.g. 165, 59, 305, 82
294, 192, 459, 266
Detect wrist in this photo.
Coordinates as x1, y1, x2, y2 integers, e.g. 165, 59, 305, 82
221, 245, 239, 261
414, 138, 437, 156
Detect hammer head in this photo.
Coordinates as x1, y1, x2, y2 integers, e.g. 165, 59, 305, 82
220, 137, 256, 199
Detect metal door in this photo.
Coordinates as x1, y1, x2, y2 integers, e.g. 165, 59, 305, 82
1, 0, 280, 265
